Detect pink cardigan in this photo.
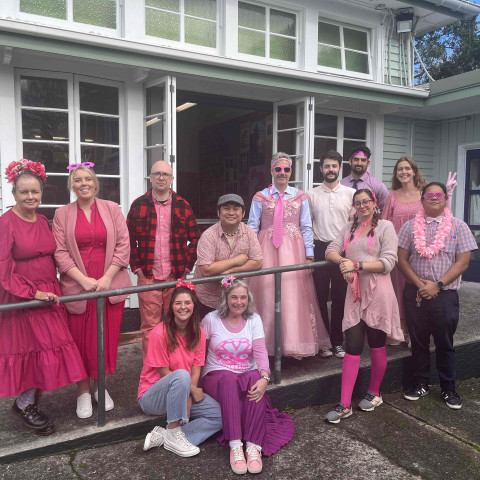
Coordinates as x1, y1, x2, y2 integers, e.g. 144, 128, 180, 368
53, 198, 132, 314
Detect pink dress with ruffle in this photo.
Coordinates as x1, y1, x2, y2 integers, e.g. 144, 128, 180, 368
0, 210, 87, 396
383, 190, 423, 322
326, 219, 403, 342
248, 191, 331, 357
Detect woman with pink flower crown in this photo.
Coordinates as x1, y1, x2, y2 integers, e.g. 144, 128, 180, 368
0, 160, 86, 435
201, 277, 294, 475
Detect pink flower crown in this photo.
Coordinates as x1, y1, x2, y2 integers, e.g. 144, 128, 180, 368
221, 275, 236, 290
5, 159, 47, 184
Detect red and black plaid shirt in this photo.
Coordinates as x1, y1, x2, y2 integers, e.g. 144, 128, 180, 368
126, 189, 200, 279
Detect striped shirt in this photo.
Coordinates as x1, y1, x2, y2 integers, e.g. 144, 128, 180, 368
398, 215, 477, 290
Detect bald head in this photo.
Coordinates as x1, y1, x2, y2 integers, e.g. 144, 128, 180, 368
151, 161, 173, 176
150, 160, 174, 200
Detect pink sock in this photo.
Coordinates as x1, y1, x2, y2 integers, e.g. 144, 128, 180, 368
369, 347, 387, 396
340, 353, 361, 408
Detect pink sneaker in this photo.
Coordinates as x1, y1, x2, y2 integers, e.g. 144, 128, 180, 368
246, 444, 263, 474
230, 445, 247, 474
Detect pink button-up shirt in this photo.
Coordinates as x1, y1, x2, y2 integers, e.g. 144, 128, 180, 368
152, 192, 172, 280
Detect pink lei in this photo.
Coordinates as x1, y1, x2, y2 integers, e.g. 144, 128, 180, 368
413, 208, 453, 258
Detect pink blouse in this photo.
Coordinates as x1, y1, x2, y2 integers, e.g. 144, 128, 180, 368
383, 190, 423, 233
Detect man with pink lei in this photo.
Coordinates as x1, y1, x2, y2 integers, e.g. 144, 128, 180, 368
397, 182, 477, 410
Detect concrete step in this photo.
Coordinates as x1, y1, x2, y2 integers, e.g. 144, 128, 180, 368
1, 282, 480, 465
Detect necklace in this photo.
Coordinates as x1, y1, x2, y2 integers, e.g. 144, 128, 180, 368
223, 229, 239, 237
413, 208, 452, 258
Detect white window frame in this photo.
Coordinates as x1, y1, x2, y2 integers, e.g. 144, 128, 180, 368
15, 69, 125, 211
16, 0, 120, 36
144, 0, 220, 55
317, 18, 372, 80
236, 0, 299, 68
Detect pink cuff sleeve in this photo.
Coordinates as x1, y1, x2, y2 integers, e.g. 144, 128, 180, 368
252, 338, 270, 375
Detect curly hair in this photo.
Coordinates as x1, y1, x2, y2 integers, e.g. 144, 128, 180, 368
349, 188, 379, 244
164, 286, 201, 353
391, 157, 426, 190
217, 279, 256, 320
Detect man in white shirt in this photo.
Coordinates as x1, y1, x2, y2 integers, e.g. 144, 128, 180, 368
307, 151, 355, 358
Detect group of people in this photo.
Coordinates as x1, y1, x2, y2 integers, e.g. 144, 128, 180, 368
0, 145, 476, 473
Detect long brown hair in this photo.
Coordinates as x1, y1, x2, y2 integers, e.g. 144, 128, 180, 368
348, 189, 379, 243
164, 286, 201, 353
391, 157, 425, 190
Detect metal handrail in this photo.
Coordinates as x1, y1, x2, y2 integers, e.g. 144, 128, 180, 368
1, 261, 329, 426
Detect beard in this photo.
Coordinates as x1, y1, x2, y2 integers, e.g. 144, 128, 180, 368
324, 172, 339, 183
352, 164, 366, 175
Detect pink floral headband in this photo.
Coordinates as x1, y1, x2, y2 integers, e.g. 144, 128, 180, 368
176, 278, 195, 291
5, 159, 47, 183
67, 162, 95, 171
221, 275, 235, 290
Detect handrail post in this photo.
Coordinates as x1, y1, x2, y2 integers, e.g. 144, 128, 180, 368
96, 297, 106, 427
274, 272, 282, 384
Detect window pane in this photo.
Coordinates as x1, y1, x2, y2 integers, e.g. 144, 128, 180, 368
147, 147, 166, 173
37, 207, 58, 221
238, 29, 265, 57
81, 146, 119, 175
79, 83, 119, 115
469, 196, 480, 225
73, 0, 116, 28
318, 45, 342, 69
42, 175, 70, 205
345, 51, 369, 73
185, 17, 216, 48
238, 2, 265, 30
318, 22, 340, 46
315, 114, 337, 137
146, 117, 165, 148
185, 0, 216, 20
344, 28, 367, 52
21, 77, 68, 109
277, 104, 302, 130
96, 177, 120, 203
277, 131, 296, 158
22, 110, 69, 141
270, 9, 295, 37
343, 140, 362, 161
344, 117, 367, 140
20, 0, 66, 19
146, 0, 179, 11
469, 229, 480, 260
314, 138, 337, 163
146, 9, 180, 41
146, 86, 165, 116
80, 115, 119, 145
270, 35, 295, 62
23, 142, 69, 173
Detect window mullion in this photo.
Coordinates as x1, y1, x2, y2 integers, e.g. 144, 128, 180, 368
180, 0, 185, 43
265, 6, 270, 60
67, 0, 73, 23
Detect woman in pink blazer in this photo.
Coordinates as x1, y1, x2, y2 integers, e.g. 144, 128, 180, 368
53, 165, 131, 419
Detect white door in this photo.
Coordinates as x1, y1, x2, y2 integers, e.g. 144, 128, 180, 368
273, 97, 315, 192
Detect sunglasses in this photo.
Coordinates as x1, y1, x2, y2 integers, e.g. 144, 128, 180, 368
273, 166, 292, 173
353, 199, 374, 208
423, 192, 446, 200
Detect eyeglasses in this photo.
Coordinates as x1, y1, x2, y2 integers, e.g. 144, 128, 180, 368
273, 166, 292, 173
353, 199, 374, 207
423, 192, 446, 200
352, 157, 369, 163
151, 172, 173, 179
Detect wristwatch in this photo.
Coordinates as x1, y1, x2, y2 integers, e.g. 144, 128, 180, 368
437, 280, 444, 288
261, 375, 271, 383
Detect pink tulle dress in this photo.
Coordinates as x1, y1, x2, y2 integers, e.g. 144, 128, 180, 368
383, 190, 423, 322
248, 191, 331, 357
326, 220, 404, 342
0, 210, 86, 396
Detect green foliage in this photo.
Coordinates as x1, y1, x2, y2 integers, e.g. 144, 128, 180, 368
414, 17, 480, 84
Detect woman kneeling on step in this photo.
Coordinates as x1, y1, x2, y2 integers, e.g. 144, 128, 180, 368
139, 281, 223, 457
201, 277, 294, 475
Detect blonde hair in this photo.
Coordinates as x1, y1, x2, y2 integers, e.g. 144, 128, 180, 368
67, 166, 100, 195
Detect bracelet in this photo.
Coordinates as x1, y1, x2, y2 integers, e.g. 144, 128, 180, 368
359, 261, 363, 271
353, 260, 360, 272
261, 375, 271, 383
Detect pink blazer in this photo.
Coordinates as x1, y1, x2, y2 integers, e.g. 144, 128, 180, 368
53, 198, 132, 314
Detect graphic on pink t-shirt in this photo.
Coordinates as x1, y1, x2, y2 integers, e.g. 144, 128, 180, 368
215, 338, 252, 372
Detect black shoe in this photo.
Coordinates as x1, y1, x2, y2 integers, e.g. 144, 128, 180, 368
35, 421, 56, 436
404, 384, 429, 401
12, 401, 49, 429
441, 390, 462, 410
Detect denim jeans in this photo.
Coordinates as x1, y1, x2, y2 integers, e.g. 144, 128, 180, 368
139, 369, 223, 446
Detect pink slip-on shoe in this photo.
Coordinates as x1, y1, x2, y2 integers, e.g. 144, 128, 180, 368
230, 445, 247, 474
246, 444, 263, 474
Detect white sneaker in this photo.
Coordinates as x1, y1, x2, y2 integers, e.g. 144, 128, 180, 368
76, 392, 93, 419
94, 389, 114, 411
143, 426, 166, 451
320, 346, 333, 357
164, 428, 200, 457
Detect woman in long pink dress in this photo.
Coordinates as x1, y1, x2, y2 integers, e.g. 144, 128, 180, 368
53, 165, 131, 419
0, 161, 86, 435
247, 152, 330, 358
324, 189, 402, 423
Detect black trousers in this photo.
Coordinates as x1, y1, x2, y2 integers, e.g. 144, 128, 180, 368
312, 240, 346, 347
403, 283, 459, 391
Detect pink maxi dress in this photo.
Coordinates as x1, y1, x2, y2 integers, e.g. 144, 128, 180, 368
0, 210, 86, 396
383, 190, 423, 322
67, 204, 125, 378
248, 191, 331, 357
326, 219, 403, 342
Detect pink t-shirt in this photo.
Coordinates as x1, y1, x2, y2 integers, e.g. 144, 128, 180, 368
137, 322, 206, 400
152, 192, 172, 280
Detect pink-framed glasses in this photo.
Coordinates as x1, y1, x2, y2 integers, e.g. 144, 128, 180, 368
423, 192, 446, 200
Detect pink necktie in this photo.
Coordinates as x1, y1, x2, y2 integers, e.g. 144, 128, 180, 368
273, 192, 285, 248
